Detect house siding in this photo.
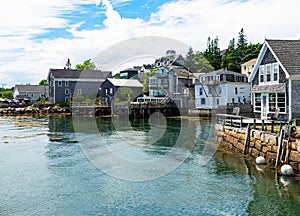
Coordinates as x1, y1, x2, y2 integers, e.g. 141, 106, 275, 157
291, 80, 300, 118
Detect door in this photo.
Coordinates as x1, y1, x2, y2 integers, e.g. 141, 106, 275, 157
261, 93, 268, 119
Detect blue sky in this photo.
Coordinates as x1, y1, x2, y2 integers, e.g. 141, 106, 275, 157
0, 0, 299, 87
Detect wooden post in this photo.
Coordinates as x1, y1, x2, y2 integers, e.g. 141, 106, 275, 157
253, 118, 256, 129
275, 128, 284, 168
271, 121, 274, 133
243, 123, 251, 155
262, 120, 265, 131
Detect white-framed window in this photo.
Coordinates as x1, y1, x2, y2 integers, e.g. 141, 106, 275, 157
77, 89, 82, 95
65, 97, 69, 102
254, 93, 262, 112
266, 64, 271, 82
259, 63, 279, 84
65, 81, 69, 86
273, 63, 279, 82
259, 66, 264, 83
58, 81, 62, 87
277, 93, 285, 113
109, 87, 113, 94
65, 88, 69, 95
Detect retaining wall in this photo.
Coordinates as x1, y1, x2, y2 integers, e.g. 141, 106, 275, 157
216, 124, 300, 176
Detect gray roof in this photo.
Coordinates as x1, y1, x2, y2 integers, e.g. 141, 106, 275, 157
107, 78, 143, 88
49, 69, 112, 79
15, 85, 48, 93
130, 73, 146, 83
201, 69, 247, 77
252, 83, 285, 93
266, 39, 300, 75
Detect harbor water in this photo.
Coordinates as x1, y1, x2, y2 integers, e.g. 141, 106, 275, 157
1, 115, 300, 215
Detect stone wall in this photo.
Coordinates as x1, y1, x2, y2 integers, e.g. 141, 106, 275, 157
216, 124, 300, 176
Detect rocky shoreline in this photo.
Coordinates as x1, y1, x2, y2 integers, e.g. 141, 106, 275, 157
0, 105, 71, 116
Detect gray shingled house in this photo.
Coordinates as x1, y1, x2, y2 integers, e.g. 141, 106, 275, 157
48, 69, 112, 104
99, 78, 143, 104
249, 39, 300, 121
13, 84, 49, 102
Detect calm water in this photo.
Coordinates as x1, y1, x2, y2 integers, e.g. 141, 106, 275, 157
1, 115, 300, 215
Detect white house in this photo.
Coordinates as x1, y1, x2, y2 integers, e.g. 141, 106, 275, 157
13, 84, 49, 101
195, 69, 251, 109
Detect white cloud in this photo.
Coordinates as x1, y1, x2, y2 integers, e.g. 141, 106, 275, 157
1, 0, 300, 87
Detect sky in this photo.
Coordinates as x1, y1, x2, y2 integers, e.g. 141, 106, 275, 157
0, 0, 299, 88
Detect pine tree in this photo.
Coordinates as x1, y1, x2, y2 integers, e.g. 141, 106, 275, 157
185, 47, 197, 73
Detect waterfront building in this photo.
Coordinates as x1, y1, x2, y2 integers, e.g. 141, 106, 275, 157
248, 39, 300, 120
48, 68, 112, 104
13, 84, 49, 102
99, 78, 143, 104
194, 69, 251, 109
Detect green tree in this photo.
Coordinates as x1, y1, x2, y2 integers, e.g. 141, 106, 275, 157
0, 90, 13, 99
118, 87, 133, 102
142, 68, 158, 94
185, 47, 197, 73
194, 52, 214, 73
113, 73, 121, 79
39, 79, 48, 85
75, 59, 96, 70
203, 36, 222, 70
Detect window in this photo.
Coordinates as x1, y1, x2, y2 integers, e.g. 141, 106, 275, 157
77, 89, 82, 95
58, 81, 62, 86
269, 93, 276, 112
232, 98, 235, 104
65, 88, 69, 95
254, 93, 261, 112
199, 87, 203, 96
217, 98, 220, 105
259, 66, 264, 83
65, 97, 69, 102
65, 81, 69, 86
201, 98, 205, 105
266, 64, 271, 82
235, 87, 238, 94
273, 63, 279, 82
109, 87, 113, 94
244, 65, 246, 70
277, 93, 285, 113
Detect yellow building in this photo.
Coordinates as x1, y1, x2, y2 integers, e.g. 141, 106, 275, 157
241, 58, 257, 77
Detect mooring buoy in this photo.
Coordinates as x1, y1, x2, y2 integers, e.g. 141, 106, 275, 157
255, 156, 265, 165
281, 164, 293, 176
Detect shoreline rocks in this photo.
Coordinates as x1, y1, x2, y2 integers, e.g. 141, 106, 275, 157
0, 105, 71, 116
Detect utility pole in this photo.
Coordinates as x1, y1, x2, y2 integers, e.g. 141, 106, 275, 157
1, 83, 6, 91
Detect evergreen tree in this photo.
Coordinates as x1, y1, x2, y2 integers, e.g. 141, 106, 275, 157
185, 47, 197, 73
194, 52, 214, 73
203, 36, 222, 70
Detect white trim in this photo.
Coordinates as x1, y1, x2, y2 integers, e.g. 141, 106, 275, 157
289, 79, 292, 121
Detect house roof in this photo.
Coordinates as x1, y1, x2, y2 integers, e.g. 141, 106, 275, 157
130, 72, 146, 83
15, 85, 48, 93
49, 69, 112, 79
241, 58, 257, 66
249, 39, 300, 81
107, 78, 143, 87
266, 39, 300, 75
201, 69, 247, 77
